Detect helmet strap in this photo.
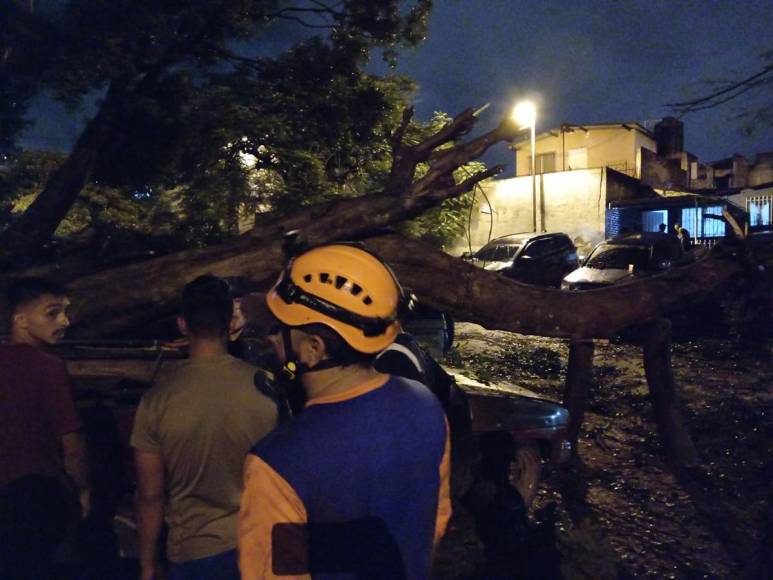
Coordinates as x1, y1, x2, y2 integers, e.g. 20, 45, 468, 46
280, 326, 307, 381
280, 326, 347, 379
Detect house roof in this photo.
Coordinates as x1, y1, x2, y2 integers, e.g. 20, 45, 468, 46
705, 156, 741, 169
676, 181, 773, 197
512, 122, 653, 146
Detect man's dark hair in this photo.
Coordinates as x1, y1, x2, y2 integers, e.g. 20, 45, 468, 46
222, 276, 249, 298
7, 277, 68, 316
182, 274, 233, 339
299, 323, 377, 368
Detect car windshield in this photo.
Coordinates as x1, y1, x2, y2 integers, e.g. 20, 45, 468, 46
474, 243, 521, 262
587, 245, 651, 269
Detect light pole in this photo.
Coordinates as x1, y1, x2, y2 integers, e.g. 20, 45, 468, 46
512, 101, 537, 232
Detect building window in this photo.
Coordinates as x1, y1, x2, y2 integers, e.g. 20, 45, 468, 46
529, 152, 556, 174
567, 147, 587, 170
642, 210, 667, 233
681, 205, 726, 238
748, 196, 772, 226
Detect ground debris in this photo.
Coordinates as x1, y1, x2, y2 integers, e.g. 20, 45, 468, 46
441, 323, 772, 579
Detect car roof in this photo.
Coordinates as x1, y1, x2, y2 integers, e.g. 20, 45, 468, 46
486, 232, 568, 245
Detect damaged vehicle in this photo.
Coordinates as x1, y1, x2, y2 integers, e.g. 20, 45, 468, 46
561, 232, 687, 291
400, 307, 571, 506
453, 373, 571, 507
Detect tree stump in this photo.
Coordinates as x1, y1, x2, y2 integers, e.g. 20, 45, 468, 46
563, 338, 596, 451
642, 318, 699, 466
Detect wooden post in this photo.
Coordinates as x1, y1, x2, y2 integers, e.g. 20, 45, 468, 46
562, 338, 595, 451
642, 318, 699, 467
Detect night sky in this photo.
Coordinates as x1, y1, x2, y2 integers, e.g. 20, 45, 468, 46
22, 1, 773, 173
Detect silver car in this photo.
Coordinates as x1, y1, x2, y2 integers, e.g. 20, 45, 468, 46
561, 232, 686, 291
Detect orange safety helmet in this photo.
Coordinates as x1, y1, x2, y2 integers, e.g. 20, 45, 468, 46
266, 244, 403, 353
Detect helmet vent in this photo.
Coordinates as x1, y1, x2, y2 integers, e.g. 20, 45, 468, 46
320, 273, 330, 284
351, 284, 362, 296
363, 296, 373, 305
303, 274, 312, 283
335, 276, 347, 290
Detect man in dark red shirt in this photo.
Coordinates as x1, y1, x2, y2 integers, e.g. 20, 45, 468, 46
0, 277, 91, 580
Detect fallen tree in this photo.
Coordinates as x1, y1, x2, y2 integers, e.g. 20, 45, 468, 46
30, 109, 746, 339
4, 107, 757, 466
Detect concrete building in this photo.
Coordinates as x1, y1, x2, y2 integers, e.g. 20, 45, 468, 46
460, 117, 772, 256
465, 167, 655, 258
513, 122, 656, 179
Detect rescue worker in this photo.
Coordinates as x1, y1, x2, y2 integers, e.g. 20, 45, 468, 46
374, 325, 474, 499
238, 243, 451, 579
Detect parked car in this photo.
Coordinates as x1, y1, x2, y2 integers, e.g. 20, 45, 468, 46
389, 304, 571, 508
452, 373, 571, 507
465, 232, 579, 287
561, 232, 686, 291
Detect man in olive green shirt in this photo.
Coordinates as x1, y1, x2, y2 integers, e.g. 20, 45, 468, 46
131, 275, 277, 580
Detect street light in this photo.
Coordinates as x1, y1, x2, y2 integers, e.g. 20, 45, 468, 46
512, 100, 537, 232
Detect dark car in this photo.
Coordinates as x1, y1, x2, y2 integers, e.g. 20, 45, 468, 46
452, 373, 571, 507
467, 232, 579, 287
561, 232, 686, 291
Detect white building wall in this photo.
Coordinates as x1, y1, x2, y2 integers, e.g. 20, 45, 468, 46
465, 177, 535, 249
457, 168, 608, 257
541, 169, 607, 253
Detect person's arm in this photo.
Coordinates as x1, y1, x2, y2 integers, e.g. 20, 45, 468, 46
135, 449, 165, 580
44, 358, 91, 518
61, 431, 91, 518
239, 454, 309, 580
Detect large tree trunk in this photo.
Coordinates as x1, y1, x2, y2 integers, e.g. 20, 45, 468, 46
59, 231, 742, 339
0, 83, 124, 261
369, 236, 741, 338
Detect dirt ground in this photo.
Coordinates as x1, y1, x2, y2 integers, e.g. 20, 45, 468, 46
438, 322, 772, 580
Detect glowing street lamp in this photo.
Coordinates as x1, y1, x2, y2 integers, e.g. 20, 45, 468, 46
512, 100, 537, 232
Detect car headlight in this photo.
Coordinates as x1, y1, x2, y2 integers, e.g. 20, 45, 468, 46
560, 281, 571, 291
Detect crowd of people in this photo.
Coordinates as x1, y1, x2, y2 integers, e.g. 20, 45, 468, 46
1, 243, 454, 580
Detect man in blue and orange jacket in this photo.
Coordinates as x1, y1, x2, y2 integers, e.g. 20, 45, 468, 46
238, 243, 451, 579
